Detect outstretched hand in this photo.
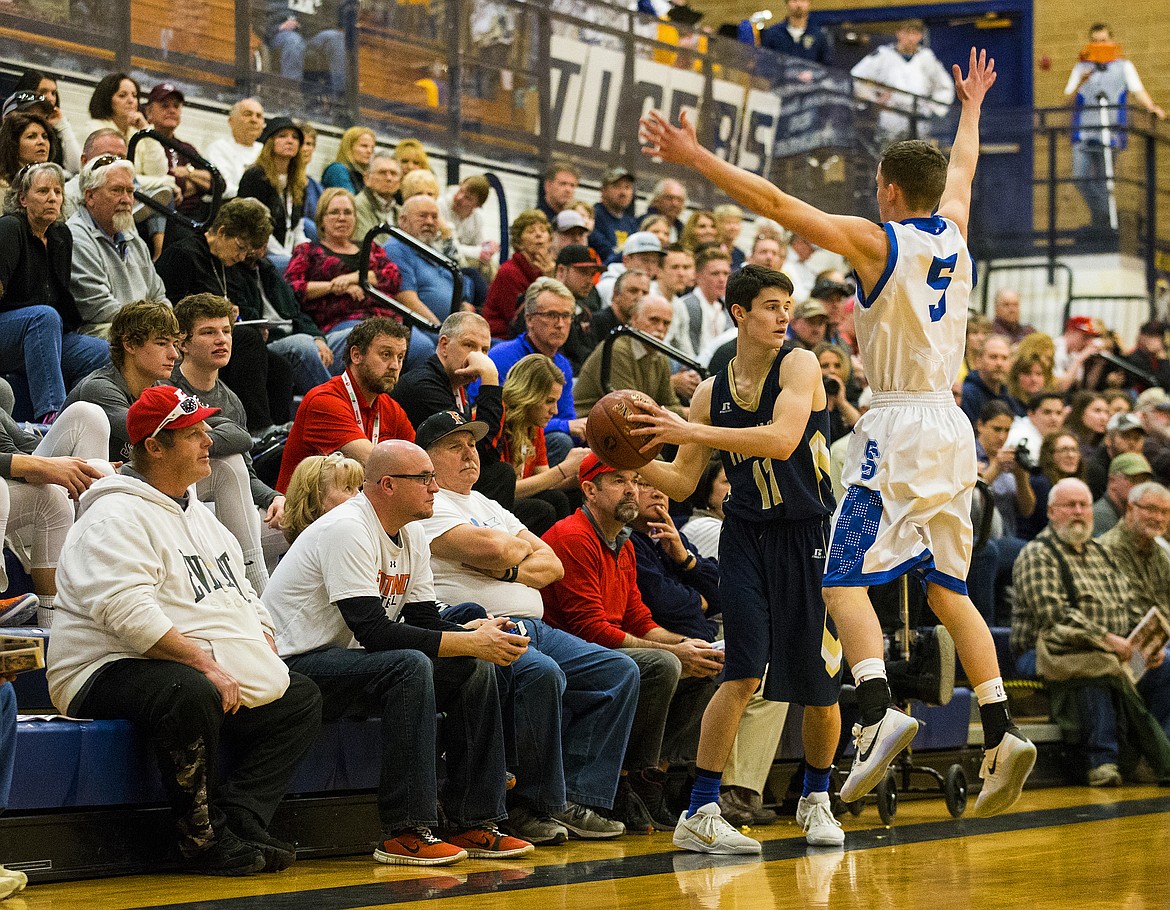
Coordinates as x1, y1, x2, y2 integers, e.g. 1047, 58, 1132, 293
639, 109, 701, 166
953, 47, 996, 106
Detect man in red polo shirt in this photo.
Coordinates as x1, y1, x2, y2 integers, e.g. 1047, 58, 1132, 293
276, 319, 414, 492
540, 454, 722, 832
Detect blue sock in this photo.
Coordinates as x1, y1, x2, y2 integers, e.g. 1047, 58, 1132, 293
802, 764, 832, 798
688, 767, 722, 817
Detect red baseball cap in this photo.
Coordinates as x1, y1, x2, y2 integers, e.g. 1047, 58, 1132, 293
1065, 315, 1101, 337
127, 386, 219, 444
578, 452, 617, 485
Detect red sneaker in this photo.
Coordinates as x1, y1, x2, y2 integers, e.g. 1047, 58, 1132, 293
446, 824, 534, 859
374, 827, 468, 866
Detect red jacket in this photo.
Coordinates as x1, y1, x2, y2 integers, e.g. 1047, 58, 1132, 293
483, 251, 542, 338
540, 508, 660, 649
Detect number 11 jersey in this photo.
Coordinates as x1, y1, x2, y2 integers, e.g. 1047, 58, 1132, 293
853, 216, 974, 395
710, 346, 834, 524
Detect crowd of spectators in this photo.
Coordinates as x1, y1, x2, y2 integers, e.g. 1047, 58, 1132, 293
0, 52, 1168, 891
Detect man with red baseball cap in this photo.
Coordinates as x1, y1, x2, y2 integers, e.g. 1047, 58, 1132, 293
46, 385, 323, 877
540, 452, 724, 832
1055, 315, 1106, 391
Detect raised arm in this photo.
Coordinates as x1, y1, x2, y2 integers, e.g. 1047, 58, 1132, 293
937, 48, 997, 237
639, 109, 887, 273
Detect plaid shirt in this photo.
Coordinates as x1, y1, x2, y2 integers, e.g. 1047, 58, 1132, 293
1010, 526, 1145, 656
1099, 522, 1170, 624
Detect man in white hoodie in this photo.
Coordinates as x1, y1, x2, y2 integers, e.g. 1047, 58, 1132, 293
46, 386, 322, 877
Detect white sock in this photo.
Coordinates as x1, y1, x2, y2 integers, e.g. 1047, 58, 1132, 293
852, 658, 887, 684
974, 677, 1007, 705
37, 594, 55, 628
243, 551, 269, 596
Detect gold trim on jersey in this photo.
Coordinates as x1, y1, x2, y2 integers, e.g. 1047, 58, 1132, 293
727, 349, 780, 413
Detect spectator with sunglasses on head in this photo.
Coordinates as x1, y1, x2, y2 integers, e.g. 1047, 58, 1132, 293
0, 161, 110, 423
10, 69, 82, 173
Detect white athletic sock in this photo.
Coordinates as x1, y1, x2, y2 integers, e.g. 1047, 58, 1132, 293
974, 677, 1007, 705
243, 550, 269, 596
852, 658, 887, 684
37, 594, 55, 628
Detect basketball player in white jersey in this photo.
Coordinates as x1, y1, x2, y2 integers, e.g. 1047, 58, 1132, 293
639, 49, 1035, 818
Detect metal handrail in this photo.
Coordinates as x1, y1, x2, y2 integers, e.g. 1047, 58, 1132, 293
357, 225, 445, 333
598, 324, 705, 394
125, 128, 223, 233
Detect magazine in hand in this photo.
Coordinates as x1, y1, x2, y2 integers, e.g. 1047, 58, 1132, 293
1124, 608, 1170, 685
0, 635, 45, 676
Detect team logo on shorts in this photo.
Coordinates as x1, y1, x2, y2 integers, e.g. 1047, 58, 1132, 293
821, 625, 842, 677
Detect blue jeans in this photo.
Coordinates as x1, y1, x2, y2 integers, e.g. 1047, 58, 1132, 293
270, 27, 348, 96
0, 306, 109, 420
0, 683, 14, 812
1137, 647, 1170, 741
326, 320, 437, 375
1072, 142, 1113, 229
268, 333, 331, 394
285, 636, 508, 833
544, 430, 574, 468
497, 616, 639, 811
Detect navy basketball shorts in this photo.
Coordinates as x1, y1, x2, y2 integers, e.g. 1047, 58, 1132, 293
719, 513, 842, 707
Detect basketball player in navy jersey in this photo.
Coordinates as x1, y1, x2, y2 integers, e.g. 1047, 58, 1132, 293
639, 48, 1035, 820
631, 264, 844, 854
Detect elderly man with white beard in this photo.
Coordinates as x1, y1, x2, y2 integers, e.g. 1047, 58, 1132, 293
1011, 477, 1170, 786
67, 155, 169, 337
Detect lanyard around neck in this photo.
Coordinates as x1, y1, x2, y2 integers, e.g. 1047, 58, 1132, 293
342, 370, 379, 445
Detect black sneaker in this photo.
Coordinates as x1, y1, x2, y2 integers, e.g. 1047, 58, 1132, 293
184, 832, 266, 877
613, 776, 655, 835
240, 829, 297, 872
628, 769, 677, 832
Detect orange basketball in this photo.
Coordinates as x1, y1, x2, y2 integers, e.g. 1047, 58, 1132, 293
585, 389, 662, 470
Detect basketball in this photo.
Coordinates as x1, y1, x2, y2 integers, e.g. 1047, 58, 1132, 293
585, 389, 662, 470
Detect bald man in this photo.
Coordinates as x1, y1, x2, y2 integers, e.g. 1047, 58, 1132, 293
204, 97, 265, 198
263, 440, 534, 865
574, 295, 685, 417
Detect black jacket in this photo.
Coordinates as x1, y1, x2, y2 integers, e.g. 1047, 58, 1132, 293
238, 165, 305, 248
0, 213, 81, 331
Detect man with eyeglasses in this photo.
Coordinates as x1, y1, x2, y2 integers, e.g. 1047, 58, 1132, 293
1101, 481, 1170, 623
540, 454, 724, 833
276, 318, 416, 492
418, 411, 636, 845
47, 385, 323, 876
67, 155, 169, 338
263, 438, 535, 866
1012, 478, 1170, 786
487, 278, 587, 466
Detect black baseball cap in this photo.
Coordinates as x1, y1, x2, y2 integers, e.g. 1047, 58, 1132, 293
416, 410, 489, 451
810, 277, 856, 300
259, 116, 304, 146
556, 244, 602, 269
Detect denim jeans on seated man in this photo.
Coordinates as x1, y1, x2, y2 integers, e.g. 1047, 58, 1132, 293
0, 306, 109, 421
441, 603, 639, 813
285, 603, 508, 833
267, 332, 332, 394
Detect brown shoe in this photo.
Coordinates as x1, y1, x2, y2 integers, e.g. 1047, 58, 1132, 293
719, 786, 777, 826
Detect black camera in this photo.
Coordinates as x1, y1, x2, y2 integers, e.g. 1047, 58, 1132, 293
823, 376, 841, 398
1015, 440, 1036, 472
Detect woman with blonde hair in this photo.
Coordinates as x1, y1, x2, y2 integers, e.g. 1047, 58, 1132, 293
501, 353, 586, 533
322, 125, 376, 194
680, 209, 718, 252
393, 138, 431, 176
281, 452, 365, 543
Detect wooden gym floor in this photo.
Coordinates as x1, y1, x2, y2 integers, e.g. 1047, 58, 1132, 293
17, 786, 1170, 910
